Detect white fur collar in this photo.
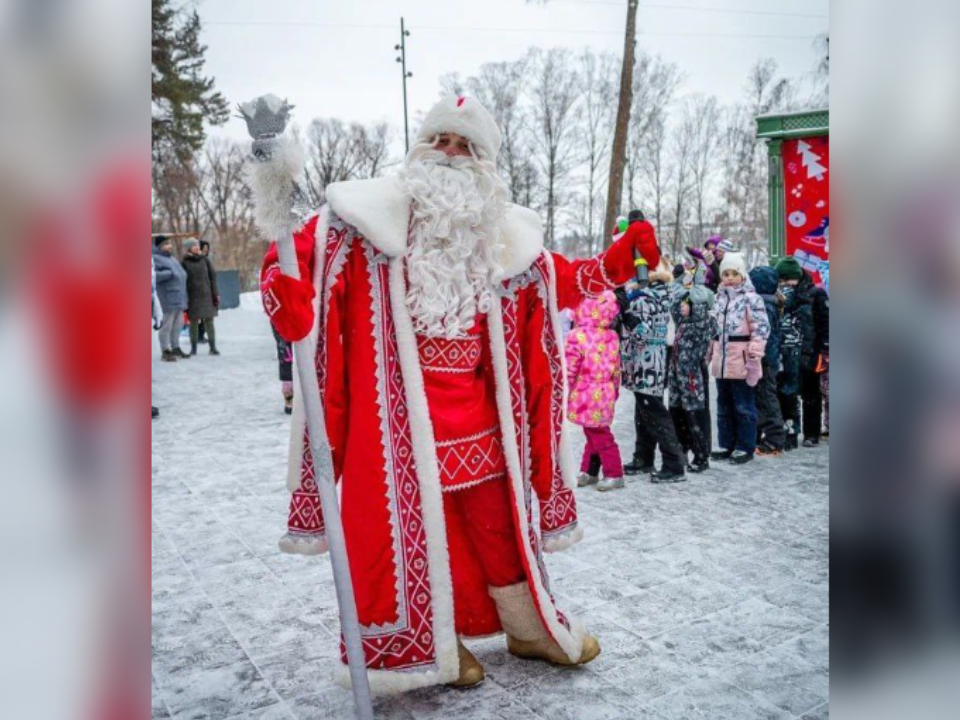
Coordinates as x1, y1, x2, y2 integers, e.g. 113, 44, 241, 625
325, 175, 543, 278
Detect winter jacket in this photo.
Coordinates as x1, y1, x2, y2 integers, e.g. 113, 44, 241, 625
811, 282, 829, 358
748, 266, 782, 370
565, 291, 621, 427
778, 271, 824, 395
621, 281, 672, 397
152, 245, 188, 312
686, 246, 720, 292
667, 284, 716, 410
708, 278, 769, 381
151, 256, 163, 323
182, 253, 220, 320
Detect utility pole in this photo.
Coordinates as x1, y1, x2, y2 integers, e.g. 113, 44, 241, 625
395, 17, 412, 153
603, 0, 639, 246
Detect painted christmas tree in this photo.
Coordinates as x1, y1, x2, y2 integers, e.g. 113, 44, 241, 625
797, 140, 827, 181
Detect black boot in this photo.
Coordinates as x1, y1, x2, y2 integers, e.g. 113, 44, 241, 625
173, 347, 191, 359
687, 457, 709, 473
624, 455, 653, 476
651, 469, 687, 484
190, 343, 198, 356
710, 449, 733, 460
209, 344, 221, 356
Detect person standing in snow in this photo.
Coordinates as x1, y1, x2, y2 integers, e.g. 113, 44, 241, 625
196, 240, 215, 344
271, 324, 294, 415
566, 291, 625, 491
152, 235, 190, 362
253, 95, 663, 689
708, 253, 770, 464
749, 266, 786, 455
667, 268, 716, 473
182, 238, 220, 356
621, 263, 687, 482
775, 257, 826, 448
152, 255, 163, 418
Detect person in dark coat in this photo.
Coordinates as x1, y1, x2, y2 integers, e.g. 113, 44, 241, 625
667, 274, 716, 472
775, 257, 821, 448
197, 240, 214, 344
182, 238, 220, 355
749, 266, 786, 454
152, 235, 191, 362
621, 264, 686, 482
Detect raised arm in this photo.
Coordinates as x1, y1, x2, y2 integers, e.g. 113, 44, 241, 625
551, 220, 661, 311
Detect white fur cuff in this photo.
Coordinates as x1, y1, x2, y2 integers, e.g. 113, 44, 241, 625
277, 532, 329, 556
542, 524, 584, 554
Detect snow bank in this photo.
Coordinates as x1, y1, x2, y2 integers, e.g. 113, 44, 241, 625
239, 291, 263, 312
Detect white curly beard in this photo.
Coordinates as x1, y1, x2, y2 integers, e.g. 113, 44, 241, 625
401, 144, 509, 339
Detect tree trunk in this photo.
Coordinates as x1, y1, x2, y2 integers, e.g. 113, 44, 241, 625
602, 0, 639, 247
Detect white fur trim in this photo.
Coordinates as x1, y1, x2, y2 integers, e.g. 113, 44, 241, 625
325, 178, 543, 278
416, 95, 502, 161
385, 257, 460, 687
542, 524, 584, 554
486, 298, 588, 664
245, 134, 306, 241
540, 252, 579, 492
278, 532, 329, 556
333, 662, 448, 696
286, 207, 330, 492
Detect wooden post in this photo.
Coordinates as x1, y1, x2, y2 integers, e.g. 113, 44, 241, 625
603, 0, 639, 247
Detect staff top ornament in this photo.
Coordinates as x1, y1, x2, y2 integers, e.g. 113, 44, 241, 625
238, 94, 294, 139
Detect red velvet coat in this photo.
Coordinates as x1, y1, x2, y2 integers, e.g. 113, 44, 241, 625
260, 176, 660, 692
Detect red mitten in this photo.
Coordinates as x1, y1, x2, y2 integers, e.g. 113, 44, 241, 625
625, 219, 662, 269
263, 264, 316, 342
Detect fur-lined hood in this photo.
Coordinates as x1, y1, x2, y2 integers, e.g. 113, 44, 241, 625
326, 175, 543, 279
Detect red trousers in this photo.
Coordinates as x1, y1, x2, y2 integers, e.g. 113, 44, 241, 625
443, 478, 526, 636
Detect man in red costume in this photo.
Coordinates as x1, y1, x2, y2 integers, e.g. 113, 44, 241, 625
260, 95, 660, 691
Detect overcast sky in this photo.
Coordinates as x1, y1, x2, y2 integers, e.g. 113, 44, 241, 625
199, 0, 829, 143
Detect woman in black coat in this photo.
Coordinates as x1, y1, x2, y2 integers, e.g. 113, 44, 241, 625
182, 239, 220, 355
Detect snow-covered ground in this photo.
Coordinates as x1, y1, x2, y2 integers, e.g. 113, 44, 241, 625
152, 296, 829, 720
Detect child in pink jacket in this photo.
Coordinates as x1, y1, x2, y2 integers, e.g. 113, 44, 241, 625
707, 253, 770, 465
566, 291, 625, 491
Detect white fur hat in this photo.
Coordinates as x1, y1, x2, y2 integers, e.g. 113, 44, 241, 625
416, 95, 502, 161
719, 252, 748, 279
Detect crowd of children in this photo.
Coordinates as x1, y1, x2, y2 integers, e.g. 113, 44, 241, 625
565, 217, 830, 490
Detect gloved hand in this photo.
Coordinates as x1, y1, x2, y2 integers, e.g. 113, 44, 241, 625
266, 268, 316, 342
214, 295, 220, 309
745, 356, 763, 387
153, 318, 162, 331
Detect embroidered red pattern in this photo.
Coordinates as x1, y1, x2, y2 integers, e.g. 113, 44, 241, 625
417, 334, 482, 373
436, 427, 506, 492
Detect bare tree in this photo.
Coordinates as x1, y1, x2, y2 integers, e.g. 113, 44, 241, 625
668, 106, 696, 259
602, 0, 640, 244
685, 95, 721, 237
571, 49, 619, 254
717, 59, 795, 261
526, 47, 582, 249
297, 118, 396, 208
640, 110, 670, 236
624, 54, 681, 213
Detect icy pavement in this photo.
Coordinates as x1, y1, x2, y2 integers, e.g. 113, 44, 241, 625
152, 297, 829, 720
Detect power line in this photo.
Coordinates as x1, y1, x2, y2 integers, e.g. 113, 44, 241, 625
205, 20, 820, 40
554, 0, 828, 20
